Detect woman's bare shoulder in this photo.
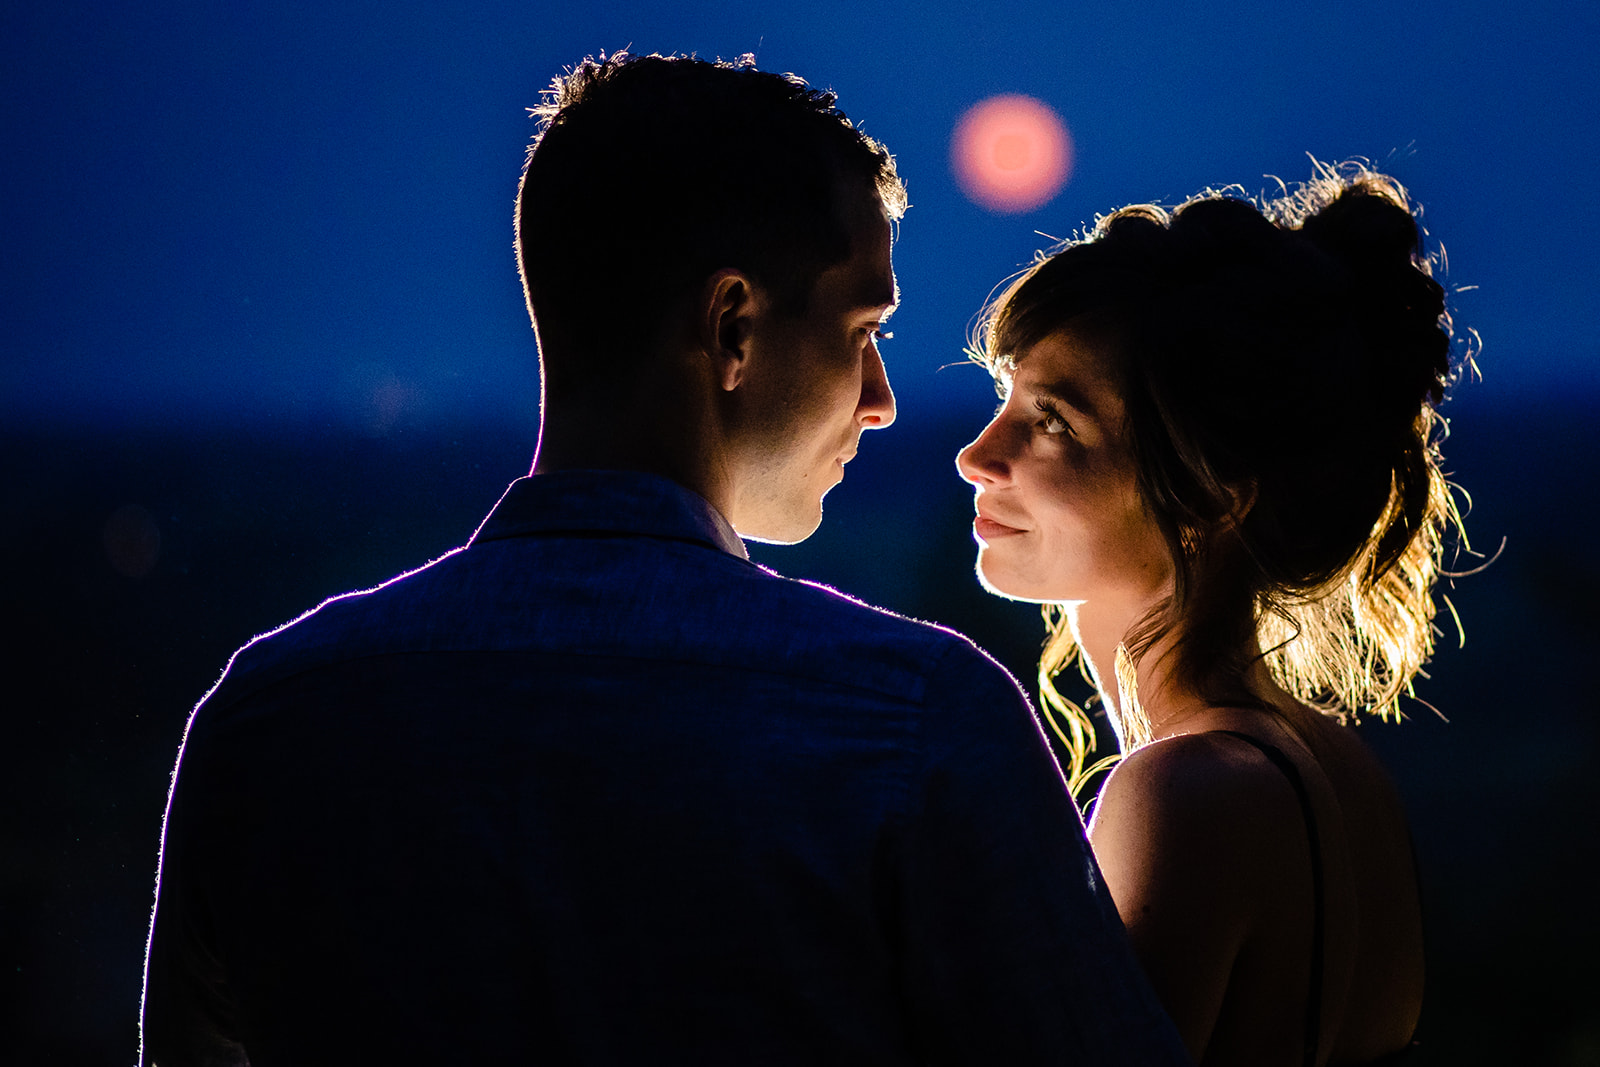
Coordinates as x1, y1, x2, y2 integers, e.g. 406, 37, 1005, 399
1088, 729, 1322, 1057
1090, 730, 1314, 909
1095, 730, 1307, 835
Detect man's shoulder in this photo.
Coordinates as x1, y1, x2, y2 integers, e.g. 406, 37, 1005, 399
743, 561, 942, 639
197, 545, 473, 712
713, 562, 1026, 705
196, 534, 1024, 723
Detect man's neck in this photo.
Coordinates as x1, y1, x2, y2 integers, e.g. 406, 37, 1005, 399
531, 373, 738, 525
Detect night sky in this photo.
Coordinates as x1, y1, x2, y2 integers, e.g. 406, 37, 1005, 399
5, 1, 1598, 1062
8, 0, 1598, 429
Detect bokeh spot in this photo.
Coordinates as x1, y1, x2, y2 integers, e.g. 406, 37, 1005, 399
951, 95, 1073, 214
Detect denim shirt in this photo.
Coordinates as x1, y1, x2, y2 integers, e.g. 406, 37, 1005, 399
142, 470, 1186, 1066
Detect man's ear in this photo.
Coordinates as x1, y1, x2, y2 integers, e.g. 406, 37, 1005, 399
698, 268, 763, 392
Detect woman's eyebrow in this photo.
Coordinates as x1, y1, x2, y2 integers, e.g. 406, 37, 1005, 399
1034, 378, 1101, 420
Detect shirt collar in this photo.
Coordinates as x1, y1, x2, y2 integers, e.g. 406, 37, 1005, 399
469, 470, 749, 560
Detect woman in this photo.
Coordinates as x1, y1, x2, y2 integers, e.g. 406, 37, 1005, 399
956, 163, 1467, 1065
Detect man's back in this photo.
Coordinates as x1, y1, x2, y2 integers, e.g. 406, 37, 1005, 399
143, 472, 1182, 1065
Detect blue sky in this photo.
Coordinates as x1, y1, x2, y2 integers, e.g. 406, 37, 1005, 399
5, 0, 1597, 432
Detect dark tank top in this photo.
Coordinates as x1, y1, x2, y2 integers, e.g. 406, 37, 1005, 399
1213, 731, 1417, 1066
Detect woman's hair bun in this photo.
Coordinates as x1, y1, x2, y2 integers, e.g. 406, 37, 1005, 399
1295, 176, 1452, 410
1297, 181, 1423, 271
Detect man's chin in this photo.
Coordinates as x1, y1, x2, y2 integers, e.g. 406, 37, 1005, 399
737, 503, 825, 546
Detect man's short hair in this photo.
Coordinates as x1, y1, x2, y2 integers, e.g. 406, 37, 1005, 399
515, 51, 907, 388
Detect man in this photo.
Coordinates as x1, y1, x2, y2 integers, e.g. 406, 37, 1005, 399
142, 52, 1187, 1065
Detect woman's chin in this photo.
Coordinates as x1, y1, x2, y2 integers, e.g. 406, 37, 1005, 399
974, 557, 1053, 604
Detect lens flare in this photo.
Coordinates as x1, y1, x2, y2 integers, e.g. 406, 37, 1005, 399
951, 95, 1073, 214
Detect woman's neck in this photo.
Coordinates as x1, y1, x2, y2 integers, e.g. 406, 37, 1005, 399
1068, 599, 1269, 749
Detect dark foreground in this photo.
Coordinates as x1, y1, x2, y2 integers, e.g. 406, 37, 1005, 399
3, 394, 1596, 1065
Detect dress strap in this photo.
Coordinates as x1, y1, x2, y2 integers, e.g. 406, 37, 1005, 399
1213, 730, 1325, 1067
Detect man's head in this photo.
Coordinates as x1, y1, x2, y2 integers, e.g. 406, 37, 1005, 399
517, 52, 906, 542
709, 186, 899, 542
516, 51, 905, 388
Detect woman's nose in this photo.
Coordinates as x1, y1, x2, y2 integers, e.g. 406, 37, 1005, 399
956, 416, 1010, 486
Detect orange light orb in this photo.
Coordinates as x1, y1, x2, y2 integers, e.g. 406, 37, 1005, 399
950, 94, 1073, 214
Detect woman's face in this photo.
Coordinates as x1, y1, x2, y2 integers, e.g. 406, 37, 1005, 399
956, 330, 1172, 609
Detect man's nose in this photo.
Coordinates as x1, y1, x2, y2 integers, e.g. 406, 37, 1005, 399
858, 346, 896, 429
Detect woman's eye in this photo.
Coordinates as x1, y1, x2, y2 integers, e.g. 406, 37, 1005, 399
1034, 400, 1071, 436
873, 328, 893, 343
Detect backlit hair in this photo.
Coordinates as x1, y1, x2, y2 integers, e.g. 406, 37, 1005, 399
516, 51, 906, 390
972, 161, 1473, 791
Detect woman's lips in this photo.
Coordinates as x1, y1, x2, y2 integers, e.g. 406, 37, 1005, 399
974, 514, 1026, 541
